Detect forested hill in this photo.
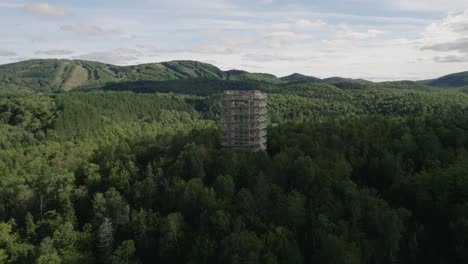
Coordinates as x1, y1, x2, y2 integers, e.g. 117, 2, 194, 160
0, 59, 283, 93
424, 71, 468, 88
0, 59, 467, 93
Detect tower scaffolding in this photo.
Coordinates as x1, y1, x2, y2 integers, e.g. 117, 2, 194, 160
221, 90, 267, 151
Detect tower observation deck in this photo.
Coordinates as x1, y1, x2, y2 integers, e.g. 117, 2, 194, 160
221, 90, 267, 151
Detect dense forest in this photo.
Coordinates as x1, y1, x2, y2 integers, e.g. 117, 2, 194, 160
1, 60, 468, 264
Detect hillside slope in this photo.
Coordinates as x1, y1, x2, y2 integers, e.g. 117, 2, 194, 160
424, 71, 468, 88
0, 59, 467, 93
280, 73, 321, 83
0, 60, 227, 93
0, 59, 285, 93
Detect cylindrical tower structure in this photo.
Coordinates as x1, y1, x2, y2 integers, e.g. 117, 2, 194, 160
221, 90, 267, 151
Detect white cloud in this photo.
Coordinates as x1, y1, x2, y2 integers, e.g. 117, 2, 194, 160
35, 49, 76, 56
270, 23, 290, 30
421, 10, 468, 43
295, 19, 327, 29
156, 0, 232, 9
262, 31, 311, 48
240, 64, 264, 69
140, 37, 251, 55
271, 19, 326, 31
61, 24, 121, 35
3, 0, 468, 80
419, 10, 468, 63
422, 38, 468, 53
0, 3, 21, 8
335, 29, 383, 40
389, 0, 468, 11
243, 53, 308, 62
74, 49, 143, 65
23, 3, 67, 17
434, 54, 468, 63
0, 50, 17, 57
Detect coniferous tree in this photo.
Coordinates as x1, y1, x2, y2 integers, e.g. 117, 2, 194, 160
97, 218, 114, 264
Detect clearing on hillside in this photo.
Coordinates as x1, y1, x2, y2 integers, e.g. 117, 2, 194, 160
64, 63, 88, 90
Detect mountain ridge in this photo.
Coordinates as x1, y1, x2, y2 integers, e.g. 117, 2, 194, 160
0, 59, 467, 93
423, 71, 468, 88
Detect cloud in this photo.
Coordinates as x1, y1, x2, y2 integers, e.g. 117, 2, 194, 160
243, 53, 308, 62
30, 37, 48, 44
0, 3, 21, 8
388, 0, 468, 11
270, 23, 290, 30
295, 19, 327, 29
61, 24, 121, 35
4, 0, 468, 80
240, 64, 264, 69
419, 11, 468, 63
271, 19, 327, 31
205, 28, 225, 35
35, 49, 76, 56
140, 37, 251, 55
422, 38, 468, 53
434, 54, 468, 63
262, 31, 311, 48
422, 10, 468, 41
23, 3, 67, 16
74, 49, 143, 64
156, 0, 232, 9
0, 50, 17, 57
335, 29, 383, 40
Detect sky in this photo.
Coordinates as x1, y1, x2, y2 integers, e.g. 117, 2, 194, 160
1, 0, 468, 81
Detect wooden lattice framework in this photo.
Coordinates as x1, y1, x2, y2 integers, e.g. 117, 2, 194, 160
221, 90, 267, 151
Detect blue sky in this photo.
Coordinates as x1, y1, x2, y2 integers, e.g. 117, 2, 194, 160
1, 0, 468, 80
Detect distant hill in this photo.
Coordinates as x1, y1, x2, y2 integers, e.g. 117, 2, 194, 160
0, 59, 467, 93
0, 59, 214, 93
378, 80, 434, 90
280, 73, 321, 83
225, 70, 284, 84
0, 59, 284, 93
424, 71, 468, 88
